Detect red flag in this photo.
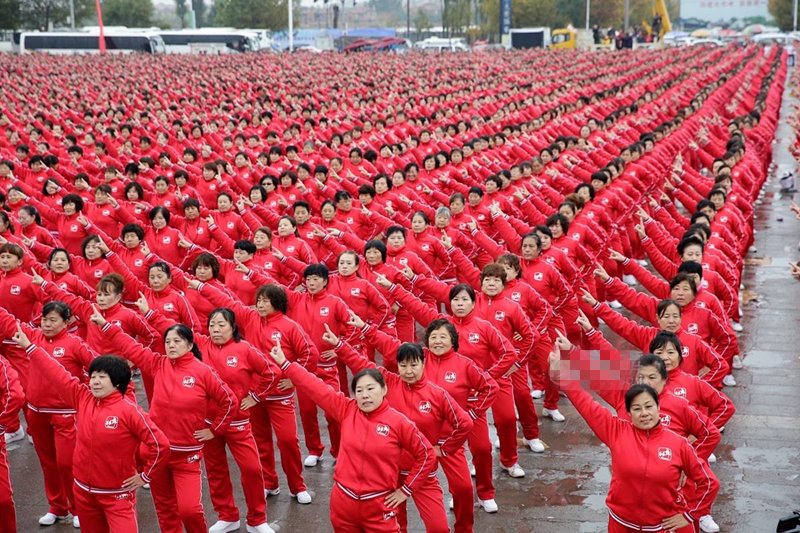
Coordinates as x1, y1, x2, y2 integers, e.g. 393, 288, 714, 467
95, 0, 106, 53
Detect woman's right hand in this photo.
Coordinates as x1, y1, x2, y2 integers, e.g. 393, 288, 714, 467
89, 305, 107, 327
30, 268, 44, 286
11, 324, 31, 349
322, 323, 339, 346
269, 339, 287, 366
580, 288, 598, 307
135, 292, 150, 315
347, 311, 366, 330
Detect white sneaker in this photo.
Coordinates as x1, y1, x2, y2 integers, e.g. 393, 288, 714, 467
303, 454, 320, 467
504, 463, 525, 477
291, 490, 312, 504
4, 428, 24, 444
531, 389, 544, 399
492, 438, 500, 449
722, 374, 737, 387
699, 514, 720, 533
523, 438, 545, 453
246, 524, 276, 533
39, 513, 72, 526
209, 520, 241, 533
636, 259, 649, 267
469, 464, 476, 476
622, 274, 638, 286
731, 321, 743, 333
448, 497, 454, 510
73, 515, 80, 528
142, 483, 150, 490
609, 300, 623, 309
708, 453, 717, 464
732, 355, 744, 369
265, 487, 281, 497
27, 434, 33, 444
542, 408, 566, 422
479, 498, 499, 513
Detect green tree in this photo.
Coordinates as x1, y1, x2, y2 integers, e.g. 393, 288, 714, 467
479, 0, 499, 39
589, 0, 622, 27
444, 0, 470, 33
0, 0, 20, 29
768, 0, 793, 31
512, 0, 559, 27
102, 0, 153, 26
555, 0, 585, 27
175, 0, 186, 27
370, 0, 403, 26
412, 6, 431, 36
214, 0, 293, 30
19, 0, 93, 29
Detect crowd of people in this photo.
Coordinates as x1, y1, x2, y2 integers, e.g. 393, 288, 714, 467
0, 42, 784, 533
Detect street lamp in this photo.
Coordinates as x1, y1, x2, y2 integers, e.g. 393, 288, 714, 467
288, 0, 294, 52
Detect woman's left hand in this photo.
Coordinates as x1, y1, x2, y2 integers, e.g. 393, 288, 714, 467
384, 489, 409, 508
661, 514, 689, 532
193, 429, 215, 442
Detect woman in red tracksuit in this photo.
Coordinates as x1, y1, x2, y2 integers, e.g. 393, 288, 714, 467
32, 247, 94, 301
90, 317, 235, 533
138, 302, 281, 533
553, 336, 714, 533
11, 330, 168, 533
597, 271, 739, 386
378, 280, 516, 510
189, 281, 316, 502
0, 348, 24, 533
326, 250, 393, 390
28, 235, 112, 287
324, 326, 473, 533
25, 193, 91, 256
406, 212, 455, 282
649, 332, 736, 431
583, 292, 729, 389
0, 304, 99, 527
266, 339, 437, 533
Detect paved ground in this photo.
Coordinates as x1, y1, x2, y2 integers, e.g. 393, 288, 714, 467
7, 74, 800, 533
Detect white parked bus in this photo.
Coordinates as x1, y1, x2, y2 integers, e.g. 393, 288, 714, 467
157, 29, 260, 54
414, 37, 469, 52
12, 30, 166, 54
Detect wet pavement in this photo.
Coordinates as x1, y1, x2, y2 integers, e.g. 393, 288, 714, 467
7, 81, 800, 533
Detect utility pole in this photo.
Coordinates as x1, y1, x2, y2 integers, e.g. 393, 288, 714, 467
794, 0, 798, 32
585, 0, 589, 31
407, 0, 410, 40
623, 0, 629, 31
69, 0, 75, 29
288, 0, 294, 52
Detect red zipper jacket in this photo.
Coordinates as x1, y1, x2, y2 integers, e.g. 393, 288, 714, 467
360, 324, 497, 420
566, 387, 713, 529
281, 360, 435, 498
0, 266, 45, 321
101, 323, 235, 452
665, 368, 735, 429
24, 343, 169, 492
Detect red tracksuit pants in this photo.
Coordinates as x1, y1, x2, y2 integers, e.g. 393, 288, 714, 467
465, 415, 495, 501
528, 335, 560, 411
329, 483, 400, 532
250, 397, 307, 494
149, 448, 207, 533
439, 448, 475, 533
490, 382, 520, 468
510, 365, 540, 441
397, 473, 449, 533
203, 421, 268, 528
0, 438, 15, 533
297, 365, 341, 458
0, 351, 27, 434
680, 463, 720, 519
607, 515, 697, 533
73, 485, 137, 533
28, 410, 76, 516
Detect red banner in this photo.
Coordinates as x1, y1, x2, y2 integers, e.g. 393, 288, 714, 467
95, 0, 105, 53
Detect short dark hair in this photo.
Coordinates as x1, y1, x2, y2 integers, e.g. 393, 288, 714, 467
397, 343, 426, 365
448, 283, 475, 303
303, 263, 329, 282
121, 224, 144, 241
256, 284, 288, 314
61, 194, 84, 212
624, 383, 659, 412
649, 331, 683, 363
668, 273, 697, 295
365, 240, 387, 262
638, 354, 667, 379
149, 206, 171, 224
42, 301, 72, 322
207, 308, 242, 342
351, 367, 386, 393
480, 263, 507, 285
191, 253, 220, 279
164, 324, 202, 360
424, 318, 459, 352
89, 355, 132, 395
234, 240, 257, 255
677, 261, 703, 279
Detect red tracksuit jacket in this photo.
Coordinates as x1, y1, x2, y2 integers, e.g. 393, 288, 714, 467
361, 324, 497, 420
24, 344, 169, 491
0, 266, 45, 322
665, 369, 735, 429
566, 387, 713, 529
333, 340, 472, 464
281, 360, 436, 498
101, 323, 235, 452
